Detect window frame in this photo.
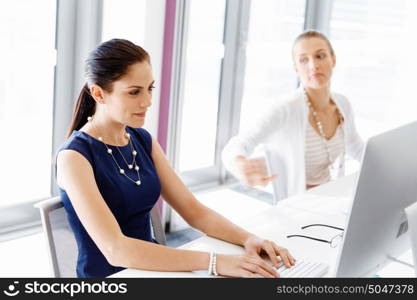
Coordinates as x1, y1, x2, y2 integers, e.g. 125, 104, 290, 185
167, 0, 251, 189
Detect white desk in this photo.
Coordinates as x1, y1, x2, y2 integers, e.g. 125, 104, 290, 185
111, 174, 414, 278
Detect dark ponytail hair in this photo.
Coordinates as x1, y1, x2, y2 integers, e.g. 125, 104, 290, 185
66, 39, 150, 137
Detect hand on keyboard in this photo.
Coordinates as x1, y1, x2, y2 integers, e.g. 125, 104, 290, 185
276, 260, 329, 277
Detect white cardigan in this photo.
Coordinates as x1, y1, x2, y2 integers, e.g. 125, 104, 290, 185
222, 87, 365, 200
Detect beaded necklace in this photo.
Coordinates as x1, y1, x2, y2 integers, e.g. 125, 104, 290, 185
303, 89, 345, 171
87, 116, 141, 185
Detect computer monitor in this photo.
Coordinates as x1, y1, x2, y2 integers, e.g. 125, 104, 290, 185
335, 121, 417, 277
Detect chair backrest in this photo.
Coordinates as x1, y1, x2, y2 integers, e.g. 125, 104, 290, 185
35, 197, 166, 278
150, 204, 167, 245
34, 197, 77, 277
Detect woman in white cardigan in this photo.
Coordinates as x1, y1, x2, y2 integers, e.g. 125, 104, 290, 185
222, 30, 364, 201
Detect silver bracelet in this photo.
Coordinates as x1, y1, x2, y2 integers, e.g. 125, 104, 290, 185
213, 253, 218, 276
208, 252, 214, 275
208, 252, 218, 276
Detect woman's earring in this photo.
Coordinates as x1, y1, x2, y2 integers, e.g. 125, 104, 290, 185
87, 116, 92, 122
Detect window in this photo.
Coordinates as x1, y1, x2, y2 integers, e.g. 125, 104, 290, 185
102, 0, 147, 45
177, 0, 226, 172
239, 0, 306, 133
0, 0, 56, 208
330, 0, 417, 140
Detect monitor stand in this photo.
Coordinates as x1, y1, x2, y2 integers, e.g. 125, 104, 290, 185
405, 201, 417, 277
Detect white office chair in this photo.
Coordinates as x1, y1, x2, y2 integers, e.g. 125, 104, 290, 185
35, 196, 166, 277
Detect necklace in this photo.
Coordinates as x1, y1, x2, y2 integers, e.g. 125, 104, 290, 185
87, 116, 141, 186
303, 89, 345, 170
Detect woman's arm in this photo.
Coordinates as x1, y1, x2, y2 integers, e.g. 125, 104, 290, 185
151, 138, 295, 268
221, 102, 290, 186
151, 139, 250, 245
221, 106, 284, 174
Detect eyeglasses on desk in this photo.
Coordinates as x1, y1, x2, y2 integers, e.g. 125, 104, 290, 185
287, 223, 344, 248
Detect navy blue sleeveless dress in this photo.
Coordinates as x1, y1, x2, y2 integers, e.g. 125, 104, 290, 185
58, 127, 161, 278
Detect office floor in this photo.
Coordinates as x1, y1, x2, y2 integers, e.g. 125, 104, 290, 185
0, 184, 271, 277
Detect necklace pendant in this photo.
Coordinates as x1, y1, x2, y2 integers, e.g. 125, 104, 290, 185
136, 180, 141, 185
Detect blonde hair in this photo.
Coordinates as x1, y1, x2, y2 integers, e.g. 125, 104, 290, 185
292, 30, 335, 57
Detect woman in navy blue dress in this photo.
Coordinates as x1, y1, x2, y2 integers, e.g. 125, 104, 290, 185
56, 39, 295, 278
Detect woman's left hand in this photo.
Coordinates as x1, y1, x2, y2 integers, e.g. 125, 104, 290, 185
243, 235, 296, 268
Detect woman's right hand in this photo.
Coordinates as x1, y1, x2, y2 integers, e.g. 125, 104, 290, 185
235, 156, 278, 187
216, 253, 280, 278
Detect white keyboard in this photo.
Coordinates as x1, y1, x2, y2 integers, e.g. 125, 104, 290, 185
276, 260, 329, 277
